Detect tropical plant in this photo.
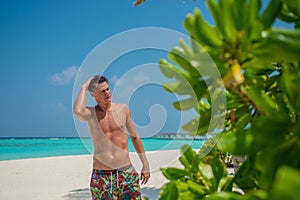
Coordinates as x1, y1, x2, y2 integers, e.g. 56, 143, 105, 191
158, 0, 300, 199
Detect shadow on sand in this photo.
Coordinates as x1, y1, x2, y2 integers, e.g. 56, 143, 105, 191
63, 187, 160, 200
63, 188, 90, 200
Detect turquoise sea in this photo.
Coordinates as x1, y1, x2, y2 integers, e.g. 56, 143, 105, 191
0, 138, 204, 161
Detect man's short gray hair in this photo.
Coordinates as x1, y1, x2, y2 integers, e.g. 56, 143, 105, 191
88, 75, 108, 92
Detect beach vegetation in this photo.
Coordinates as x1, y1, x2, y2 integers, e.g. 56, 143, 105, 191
158, 0, 300, 199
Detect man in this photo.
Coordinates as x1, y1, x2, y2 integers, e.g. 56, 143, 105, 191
73, 75, 150, 200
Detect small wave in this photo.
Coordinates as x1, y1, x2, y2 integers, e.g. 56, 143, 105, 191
48, 138, 61, 140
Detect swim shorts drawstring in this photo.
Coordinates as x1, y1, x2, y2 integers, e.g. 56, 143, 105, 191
117, 170, 119, 187
110, 172, 113, 194
110, 170, 119, 194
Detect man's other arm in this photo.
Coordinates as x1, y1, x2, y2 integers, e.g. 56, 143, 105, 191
126, 105, 150, 184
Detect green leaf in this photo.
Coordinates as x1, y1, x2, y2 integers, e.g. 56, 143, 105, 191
280, 68, 300, 112
219, 0, 237, 42
282, 0, 300, 18
259, 0, 282, 29
169, 47, 200, 77
249, 0, 261, 21
159, 182, 179, 200
159, 59, 189, 80
161, 167, 190, 181
175, 181, 199, 199
196, 108, 212, 135
180, 144, 197, 166
190, 155, 201, 173
232, 0, 248, 30
217, 132, 236, 154
217, 129, 253, 155
218, 176, 234, 192
270, 166, 300, 200
255, 29, 300, 62
179, 39, 194, 59
243, 86, 277, 116
161, 82, 179, 93
175, 181, 189, 192
204, 191, 242, 200
247, 0, 264, 43
199, 163, 214, 181
162, 80, 200, 96
234, 157, 257, 190
278, 3, 300, 22
173, 97, 197, 110
234, 112, 251, 131
211, 157, 227, 189
182, 117, 202, 135
179, 154, 192, 169
206, 0, 222, 35
251, 115, 289, 149
187, 180, 207, 197
226, 92, 242, 110
192, 8, 223, 47
256, 137, 298, 190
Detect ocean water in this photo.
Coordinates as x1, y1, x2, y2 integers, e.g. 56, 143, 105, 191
0, 138, 204, 161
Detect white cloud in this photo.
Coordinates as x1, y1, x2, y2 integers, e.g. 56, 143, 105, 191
133, 72, 151, 82
50, 66, 79, 86
112, 71, 152, 102
114, 72, 150, 87
52, 102, 68, 113
110, 75, 119, 85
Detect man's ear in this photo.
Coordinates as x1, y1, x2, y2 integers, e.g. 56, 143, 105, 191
89, 91, 95, 97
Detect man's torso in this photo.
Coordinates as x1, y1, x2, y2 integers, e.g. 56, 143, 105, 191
87, 103, 131, 169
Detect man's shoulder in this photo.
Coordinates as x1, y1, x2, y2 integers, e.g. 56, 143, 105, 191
113, 103, 128, 107
113, 103, 129, 111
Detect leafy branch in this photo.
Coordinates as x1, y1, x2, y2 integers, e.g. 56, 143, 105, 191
157, 0, 300, 199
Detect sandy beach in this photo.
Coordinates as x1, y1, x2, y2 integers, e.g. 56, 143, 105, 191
0, 150, 183, 200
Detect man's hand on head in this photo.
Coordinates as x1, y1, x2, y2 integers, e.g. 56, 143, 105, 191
83, 77, 94, 90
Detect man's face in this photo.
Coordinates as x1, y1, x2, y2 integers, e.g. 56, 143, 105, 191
94, 82, 111, 103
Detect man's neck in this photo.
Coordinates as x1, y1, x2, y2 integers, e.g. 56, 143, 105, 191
96, 102, 112, 112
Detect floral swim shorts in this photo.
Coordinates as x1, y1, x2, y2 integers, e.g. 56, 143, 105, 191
90, 164, 141, 200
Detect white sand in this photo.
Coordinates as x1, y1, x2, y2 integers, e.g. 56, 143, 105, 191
0, 150, 183, 200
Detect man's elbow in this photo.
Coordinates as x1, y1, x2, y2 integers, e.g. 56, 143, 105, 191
73, 108, 86, 121
73, 110, 80, 118
130, 135, 141, 142
73, 106, 80, 117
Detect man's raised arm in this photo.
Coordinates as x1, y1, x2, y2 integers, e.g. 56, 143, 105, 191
73, 78, 93, 121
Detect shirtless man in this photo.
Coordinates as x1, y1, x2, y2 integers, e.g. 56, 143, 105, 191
73, 75, 150, 200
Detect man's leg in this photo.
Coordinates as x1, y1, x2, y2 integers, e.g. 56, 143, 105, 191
90, 170, 115, 200
117, 166, 141, 200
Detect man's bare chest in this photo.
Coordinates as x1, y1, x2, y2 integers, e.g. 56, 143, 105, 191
96, 110, 126, 132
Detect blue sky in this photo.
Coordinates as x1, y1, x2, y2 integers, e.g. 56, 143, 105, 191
0, 0, 290, 138
0, 0, 211, 138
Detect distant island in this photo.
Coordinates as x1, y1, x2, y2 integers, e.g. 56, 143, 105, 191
152, 133, 208, 140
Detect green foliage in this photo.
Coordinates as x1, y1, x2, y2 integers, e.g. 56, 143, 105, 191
159, 0, 300, 199
159, 145, 232, 199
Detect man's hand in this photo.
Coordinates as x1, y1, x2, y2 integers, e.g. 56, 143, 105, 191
140, 166, 150, 184
82, 77, 94, 90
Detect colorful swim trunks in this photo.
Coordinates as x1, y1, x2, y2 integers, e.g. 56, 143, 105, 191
90, 164, 141, 200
